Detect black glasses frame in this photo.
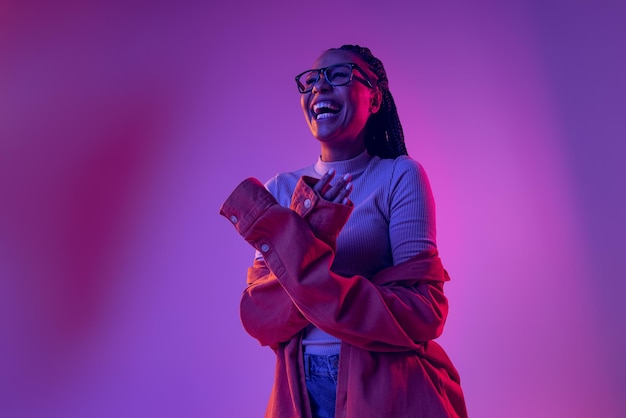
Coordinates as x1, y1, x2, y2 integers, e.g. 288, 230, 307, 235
295, 62, 374, 93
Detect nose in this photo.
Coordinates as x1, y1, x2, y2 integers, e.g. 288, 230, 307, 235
312, 72, 331, 94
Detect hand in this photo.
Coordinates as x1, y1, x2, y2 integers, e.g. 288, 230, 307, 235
313, 169, 353, 205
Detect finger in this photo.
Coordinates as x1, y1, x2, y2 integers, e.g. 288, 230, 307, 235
322, 183, 341, 201
323, 173, 351, 201
332, 182, 353, 204
314, 168, 335, 194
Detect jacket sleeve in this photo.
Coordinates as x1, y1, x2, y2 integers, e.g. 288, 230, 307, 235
288, 175, 353, 250
224, 177, 352, 349
240, 259, 310, 349
221, 178, 449, 352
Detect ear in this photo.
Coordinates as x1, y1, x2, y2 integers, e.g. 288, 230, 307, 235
370, 89, 382, 114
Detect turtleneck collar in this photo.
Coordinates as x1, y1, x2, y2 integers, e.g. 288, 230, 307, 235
313, 150, 373, 177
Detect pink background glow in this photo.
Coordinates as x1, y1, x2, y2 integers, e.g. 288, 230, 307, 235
1, 1, 625, 417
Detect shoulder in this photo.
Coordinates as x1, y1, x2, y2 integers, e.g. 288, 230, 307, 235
391, 156, 431, 186
368, 155, 429, 186
392, 155, 426, 176
368, 155, 424, 173
384, 156, 433, 203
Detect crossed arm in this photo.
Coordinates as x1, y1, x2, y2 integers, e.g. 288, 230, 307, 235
220, 172, 448, 352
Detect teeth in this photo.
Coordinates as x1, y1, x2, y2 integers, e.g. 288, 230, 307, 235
313, 101, 340, 113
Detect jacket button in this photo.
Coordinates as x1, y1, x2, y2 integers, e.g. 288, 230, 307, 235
230, 215, 238, 224
260, 244, 270, 253
303, 198, 312, 208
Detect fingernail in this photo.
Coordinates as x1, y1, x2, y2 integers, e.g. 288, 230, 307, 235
345, 182, 353, 191
342, 173, 351, 181
328, 168, 335, 176
342, 197, 349, 204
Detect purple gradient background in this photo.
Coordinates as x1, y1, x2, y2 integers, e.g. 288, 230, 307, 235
1, 1, 624, 417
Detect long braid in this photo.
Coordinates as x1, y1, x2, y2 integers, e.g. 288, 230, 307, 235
332, 45, 408, 159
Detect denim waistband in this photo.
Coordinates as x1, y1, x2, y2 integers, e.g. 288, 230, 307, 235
304, 353, 339, 380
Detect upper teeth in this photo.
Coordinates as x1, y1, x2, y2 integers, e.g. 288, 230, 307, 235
313, 101, 340, 113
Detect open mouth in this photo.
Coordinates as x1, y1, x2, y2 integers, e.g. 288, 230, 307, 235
312, 101, 342, 120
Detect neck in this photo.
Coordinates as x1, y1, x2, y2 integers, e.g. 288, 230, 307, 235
320, 144, 367, 162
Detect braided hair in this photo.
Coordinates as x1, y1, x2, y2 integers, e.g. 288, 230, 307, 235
331, 45, 408, 159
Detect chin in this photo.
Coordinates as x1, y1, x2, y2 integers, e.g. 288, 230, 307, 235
313, 132, 340, 143
311, 124, 341, 141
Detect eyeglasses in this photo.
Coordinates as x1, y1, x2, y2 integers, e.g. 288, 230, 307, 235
295, 62, 374, 93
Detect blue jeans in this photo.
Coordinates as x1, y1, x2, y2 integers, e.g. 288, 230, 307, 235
304, 353, 339, 418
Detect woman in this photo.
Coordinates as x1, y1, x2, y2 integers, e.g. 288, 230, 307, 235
220, 45, 467, 418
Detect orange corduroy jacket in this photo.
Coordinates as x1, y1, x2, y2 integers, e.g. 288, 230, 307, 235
220, 177, 467, 418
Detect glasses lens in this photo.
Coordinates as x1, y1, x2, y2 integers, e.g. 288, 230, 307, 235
296, 70, 319, 93
295, 64, 354, 93
325, 64, 352, 86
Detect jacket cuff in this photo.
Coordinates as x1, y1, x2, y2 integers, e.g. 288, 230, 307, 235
290, 176, 353, 247
219, 177, 278, 237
